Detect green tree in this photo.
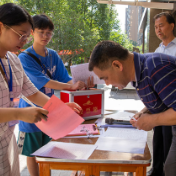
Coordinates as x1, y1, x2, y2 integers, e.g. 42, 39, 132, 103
1, 0, 135, 68
110, 31, 133, 51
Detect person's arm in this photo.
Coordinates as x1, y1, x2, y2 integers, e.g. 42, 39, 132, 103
131, 108, 176, 131
67, 77, 95, 89
27, 91, 82, 114
67, 80, 73, 84
0, 107, 48, 123
26, 91, 50, 107
131, 59, 176, 131
44, 80, 86, 90
153, 108, 176, 126
66, 77, 95, 89
133, 106, 150, 119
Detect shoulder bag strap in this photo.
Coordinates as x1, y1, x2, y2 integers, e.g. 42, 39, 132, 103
23, 51, 52, 79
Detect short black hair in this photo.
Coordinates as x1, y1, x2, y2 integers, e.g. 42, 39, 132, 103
89, 40, 129, 71
0, 3, 33, 28
154, 12, 175, 32
32, 14, 54, 31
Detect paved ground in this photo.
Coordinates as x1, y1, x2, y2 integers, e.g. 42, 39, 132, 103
15, 86, 153, 176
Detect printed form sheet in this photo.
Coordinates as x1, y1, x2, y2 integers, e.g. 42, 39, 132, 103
102, 128, 147, 141
32, 141, 97, 160
95, 128, 147, 154
70, 63, 105, 84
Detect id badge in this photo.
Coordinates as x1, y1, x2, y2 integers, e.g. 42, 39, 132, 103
8, 120, 19, 127
45, 87, 52, 94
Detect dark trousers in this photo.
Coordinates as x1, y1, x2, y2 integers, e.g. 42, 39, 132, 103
152, 126, 173, 176
164, 126, 176, 176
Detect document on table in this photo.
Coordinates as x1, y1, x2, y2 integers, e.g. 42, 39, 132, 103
102, 127, 148, 141
95, 127, 148, 154
70, 63, 105, 84
32, 141, 97, 160
95, 111, 135, 128
104, 110, 115, 115
95, 137, 146, 154
35, 95, 84, 140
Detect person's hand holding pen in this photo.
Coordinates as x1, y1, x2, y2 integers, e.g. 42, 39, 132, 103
130, 110, 154, 131
130, 111, 145, 128
65, 102, 82, 115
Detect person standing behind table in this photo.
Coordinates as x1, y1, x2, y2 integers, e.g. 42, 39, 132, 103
17, 14, 92, 176
155, 12, 176, 56
0, 3, 82, 176
89, 40, 176, 176
146, 12, 176, 176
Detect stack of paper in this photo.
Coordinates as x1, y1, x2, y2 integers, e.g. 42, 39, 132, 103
32, 141, 97, 160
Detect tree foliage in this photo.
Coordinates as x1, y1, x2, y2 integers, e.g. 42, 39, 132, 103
1, 0, 134, 67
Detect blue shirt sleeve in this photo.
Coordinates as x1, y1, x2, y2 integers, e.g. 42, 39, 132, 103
52, 51, 72, 83
18, 52, 50, 90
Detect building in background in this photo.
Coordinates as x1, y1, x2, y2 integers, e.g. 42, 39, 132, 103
125, 5, 145, 46
125, 5, 149, 52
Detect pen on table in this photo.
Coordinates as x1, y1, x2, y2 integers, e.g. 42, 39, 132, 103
21, 96, 48, 119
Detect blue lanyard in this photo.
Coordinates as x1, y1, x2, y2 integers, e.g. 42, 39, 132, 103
0, 55, 13, 102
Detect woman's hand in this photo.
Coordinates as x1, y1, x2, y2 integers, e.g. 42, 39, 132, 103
18, 107, 48, 123
65, 102, 82, 114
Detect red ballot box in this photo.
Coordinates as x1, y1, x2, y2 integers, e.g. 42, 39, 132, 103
60, 89, 104, 120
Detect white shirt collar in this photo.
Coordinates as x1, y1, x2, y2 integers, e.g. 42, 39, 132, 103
159, 37, 176, 47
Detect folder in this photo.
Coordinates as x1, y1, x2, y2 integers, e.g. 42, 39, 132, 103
67, 124, 99, 136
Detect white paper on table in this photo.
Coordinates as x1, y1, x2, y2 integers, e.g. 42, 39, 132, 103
104, 110, 115, 115
102, 127, 148, 142
32, 141, 97, 160
95, 137, 146, 154
105, 111, 135, 121
70, 63, 105, 84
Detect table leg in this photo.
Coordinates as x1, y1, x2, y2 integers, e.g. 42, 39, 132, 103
143, 167, 146, 176
39, 163, 50, 176
92, 165, 100, 176
70, 171, 78, 176
136, 167, 144, 176
85, 165, 93, 176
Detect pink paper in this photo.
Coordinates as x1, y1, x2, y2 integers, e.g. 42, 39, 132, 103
35, 95, 84, 139
67, 124, 99, 136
